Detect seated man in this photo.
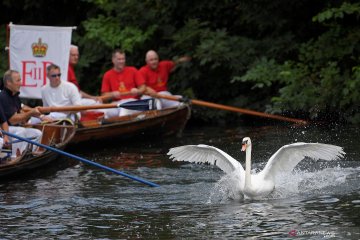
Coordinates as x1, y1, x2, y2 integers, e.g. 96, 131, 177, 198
0, 70, 43, 160
101, 49, 146, 117
41, 63, 83, 121
41, 63, 112, 122
139, 50, 191, 109
68, 44, 102, 104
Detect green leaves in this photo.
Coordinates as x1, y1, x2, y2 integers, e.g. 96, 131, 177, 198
83, 15, 156, 52
313, 2, 360, 23
232, 58, 281, 89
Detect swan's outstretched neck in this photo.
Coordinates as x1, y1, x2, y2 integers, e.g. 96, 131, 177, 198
245, 145, 252, 187
241, 137, 252, 189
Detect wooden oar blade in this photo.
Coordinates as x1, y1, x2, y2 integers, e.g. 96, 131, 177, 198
118, 99, 156, 111
154, 93, 307, 124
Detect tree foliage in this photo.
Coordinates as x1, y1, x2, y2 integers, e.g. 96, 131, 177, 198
237, 1, 360, 122
0, 0, 359, 123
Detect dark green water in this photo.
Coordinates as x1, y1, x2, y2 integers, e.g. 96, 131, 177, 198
0, 124, 359, 239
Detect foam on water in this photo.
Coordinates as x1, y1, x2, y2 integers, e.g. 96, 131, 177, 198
208, 164, 360, 203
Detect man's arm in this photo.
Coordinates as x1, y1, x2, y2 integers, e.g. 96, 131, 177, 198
137, 84, 146, 95
170, 56, 191, 73
8, 108, 41, 125
80, 90, 103, 103
68, 84, 83, 106
175, 56, 192, 65
144, 86, 157, 96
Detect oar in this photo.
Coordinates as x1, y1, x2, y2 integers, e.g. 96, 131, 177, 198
155, 94, 307, 124
10, 136, 37, 144
1, 130, 159, 187
38, 98, 156, 113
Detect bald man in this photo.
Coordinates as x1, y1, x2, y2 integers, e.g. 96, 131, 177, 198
139, 50, 190, 109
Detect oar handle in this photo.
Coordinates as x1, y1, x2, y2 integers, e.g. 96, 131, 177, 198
38, 99, 154, 113
1, 130, 159, 187
154, 94, 307, 124
39, 104, 118, 113
154, 94, 180, 102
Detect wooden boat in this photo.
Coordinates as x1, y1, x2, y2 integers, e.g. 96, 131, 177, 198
0, 120, 75, 178
71, 103, 191, 144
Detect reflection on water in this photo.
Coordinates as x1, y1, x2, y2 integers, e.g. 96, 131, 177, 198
0, 124, 359, 239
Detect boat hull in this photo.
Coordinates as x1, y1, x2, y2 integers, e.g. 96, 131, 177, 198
71, 104, 191, 144
0, 122, 75, 178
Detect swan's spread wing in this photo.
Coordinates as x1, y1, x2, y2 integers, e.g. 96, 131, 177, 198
261, 143, 345, 179
168, 144, 244, 175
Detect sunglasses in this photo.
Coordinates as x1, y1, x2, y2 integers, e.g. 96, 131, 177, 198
50, 73, 61, 78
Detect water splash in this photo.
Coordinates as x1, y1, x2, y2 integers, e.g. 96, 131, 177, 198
207, 165, 360, 203
208, 171, 243, 203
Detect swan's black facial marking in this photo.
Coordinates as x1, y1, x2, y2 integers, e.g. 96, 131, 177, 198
242, 140, 248, 145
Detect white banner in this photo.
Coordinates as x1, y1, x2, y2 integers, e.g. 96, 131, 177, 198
9, 23, 74, 99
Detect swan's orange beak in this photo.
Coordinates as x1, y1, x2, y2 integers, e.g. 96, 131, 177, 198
241, 144, 247, 152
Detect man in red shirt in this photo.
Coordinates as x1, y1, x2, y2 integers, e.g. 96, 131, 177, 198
101, 49, 146, 117
139, 50, 190, 109
68, 45, 102, 104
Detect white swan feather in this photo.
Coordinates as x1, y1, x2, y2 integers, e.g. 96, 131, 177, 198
168, 144, 244, 175
261, 142, 345, 181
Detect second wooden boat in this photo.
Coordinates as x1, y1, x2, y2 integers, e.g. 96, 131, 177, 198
71, 104, 191, 144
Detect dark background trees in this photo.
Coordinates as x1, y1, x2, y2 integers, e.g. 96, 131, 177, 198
1, 0, 359, 123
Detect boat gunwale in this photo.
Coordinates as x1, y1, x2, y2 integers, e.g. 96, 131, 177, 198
71, 104, 191, 143
76, 104, 190, 131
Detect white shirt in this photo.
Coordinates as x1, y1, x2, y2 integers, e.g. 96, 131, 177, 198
42, 81, 82, 107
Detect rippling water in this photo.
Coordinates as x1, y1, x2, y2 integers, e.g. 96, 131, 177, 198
0, 123, 359, 239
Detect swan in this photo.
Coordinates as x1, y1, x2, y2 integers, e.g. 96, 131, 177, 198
167, 137, 345, 199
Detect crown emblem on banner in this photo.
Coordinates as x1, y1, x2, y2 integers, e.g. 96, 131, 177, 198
31, 38, 48, 57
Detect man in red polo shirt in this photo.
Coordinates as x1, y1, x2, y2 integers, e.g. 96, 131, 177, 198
139, 50, 190, 109
68, 45, 101, 104
101, 49, 146, 117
